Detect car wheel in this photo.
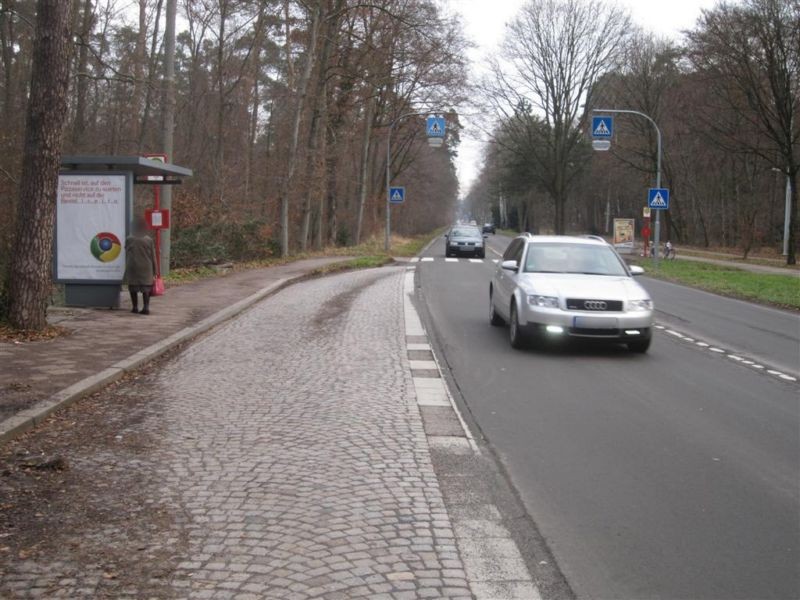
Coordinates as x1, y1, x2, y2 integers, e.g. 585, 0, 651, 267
490, 292, 504, 326
509, 302, 526, 349
477, 249, 485, 259
627, 338, 651, 353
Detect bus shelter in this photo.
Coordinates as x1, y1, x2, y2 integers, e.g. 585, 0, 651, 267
55, 156, 192, 308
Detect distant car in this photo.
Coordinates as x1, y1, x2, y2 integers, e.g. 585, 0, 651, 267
482, 223, 496, 234
445, 226, 486, 258
489, 234, 654, 352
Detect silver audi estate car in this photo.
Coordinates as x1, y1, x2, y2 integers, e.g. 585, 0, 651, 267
489, 234, 654, 352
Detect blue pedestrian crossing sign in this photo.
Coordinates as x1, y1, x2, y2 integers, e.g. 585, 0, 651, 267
592, 116, 613, 138
648, 188, 670, 210
426, 116, 446, 138
389, 186, 406, 204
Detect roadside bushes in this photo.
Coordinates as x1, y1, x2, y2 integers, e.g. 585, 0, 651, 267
170, 220, 279, 268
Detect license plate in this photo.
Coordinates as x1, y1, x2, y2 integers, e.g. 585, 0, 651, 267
573, 316, 618, 329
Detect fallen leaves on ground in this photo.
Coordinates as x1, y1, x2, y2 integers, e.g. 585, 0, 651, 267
0, 323, 71, 344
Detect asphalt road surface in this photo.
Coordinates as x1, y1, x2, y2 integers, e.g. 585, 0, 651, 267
415, 233, 799, 600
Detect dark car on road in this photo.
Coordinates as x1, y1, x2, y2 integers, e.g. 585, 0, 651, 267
482, 223, 496, 234
445, 226, 486, 258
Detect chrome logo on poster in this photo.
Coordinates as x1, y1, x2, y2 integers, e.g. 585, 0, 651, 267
90, 232, 122, 262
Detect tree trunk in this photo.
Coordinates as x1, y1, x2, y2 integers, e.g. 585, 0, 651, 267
1, 0, 16, 123
278, 1, 322, 257
159, 0, 176, 276
355, 96, 375, 245
129, 0, 147, 149
71, 0, 93, 149
215, 1, 227, 205
7, 0, 73, 330
138, 0, 163, 151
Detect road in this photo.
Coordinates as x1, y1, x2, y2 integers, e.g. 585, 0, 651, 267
414, 233, 800, 599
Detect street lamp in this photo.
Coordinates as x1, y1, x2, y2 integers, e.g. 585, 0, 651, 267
771, 167, 791, 256
385, 111, 448, 251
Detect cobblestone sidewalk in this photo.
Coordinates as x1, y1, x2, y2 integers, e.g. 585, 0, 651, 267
0, 257, 350, 423
1, 268, 475, 599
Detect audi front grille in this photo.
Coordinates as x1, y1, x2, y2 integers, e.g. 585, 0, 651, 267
565, 299, 624, 312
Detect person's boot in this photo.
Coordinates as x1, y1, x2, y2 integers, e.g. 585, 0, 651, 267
129, 291, 139, 313
140, 292, 150, 315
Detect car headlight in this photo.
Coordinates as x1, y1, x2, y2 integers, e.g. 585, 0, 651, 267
628, 299, 653, 311
528, 295, 559, 308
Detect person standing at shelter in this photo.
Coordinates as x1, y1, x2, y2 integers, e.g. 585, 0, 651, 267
124, 218, 157, 315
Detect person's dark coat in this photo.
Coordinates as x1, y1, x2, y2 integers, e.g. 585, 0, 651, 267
123, 234, 157, 286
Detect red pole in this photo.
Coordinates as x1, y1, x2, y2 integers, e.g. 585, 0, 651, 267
154, 186, 161, 277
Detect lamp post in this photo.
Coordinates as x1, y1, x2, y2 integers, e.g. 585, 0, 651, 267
771, 167, 792, 256
592, 108, 663, 266
385, 111, 447, 252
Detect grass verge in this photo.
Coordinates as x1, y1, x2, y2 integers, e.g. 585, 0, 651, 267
631, 258, 799, 310
307, 255, 394, 276
164, 229, 444, 285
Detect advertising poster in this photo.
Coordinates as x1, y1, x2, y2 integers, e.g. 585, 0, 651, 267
613, 218, 635, 254
56, 174, 128, 282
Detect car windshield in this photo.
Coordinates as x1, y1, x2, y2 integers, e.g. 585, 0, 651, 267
523, 243, 628, 276
450, 228, 480, 238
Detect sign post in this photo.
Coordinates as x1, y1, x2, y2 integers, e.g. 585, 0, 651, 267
642, 206, 652, 256
143, 153, 168, 278
385, 111, 448, 251
593, 108, 665, 266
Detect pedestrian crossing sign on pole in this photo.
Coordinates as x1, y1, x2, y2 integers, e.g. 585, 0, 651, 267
592, 116, 613, 138
389, 186, 405, 204
426, 116, 445, 138
648, 188, 670, 210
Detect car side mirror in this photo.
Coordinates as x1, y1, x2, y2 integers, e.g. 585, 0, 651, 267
629, 265, 644, 276
501, 260, 518, 271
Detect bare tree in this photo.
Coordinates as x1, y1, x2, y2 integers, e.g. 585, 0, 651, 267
688, 0, 800, 264
482, 0, 630, 233
7, 0, 73, 330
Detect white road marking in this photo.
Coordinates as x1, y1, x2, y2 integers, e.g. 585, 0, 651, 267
407, 343, 431, 351
492, 259, 499, 263
445, 258, 459, 263
656, 323, 798, 384
410, 257, 419, 263
469, 258, 483, 263
421, 257, 433, 262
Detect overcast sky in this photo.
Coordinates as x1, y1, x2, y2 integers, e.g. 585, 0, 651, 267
447, 0, 719, 197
